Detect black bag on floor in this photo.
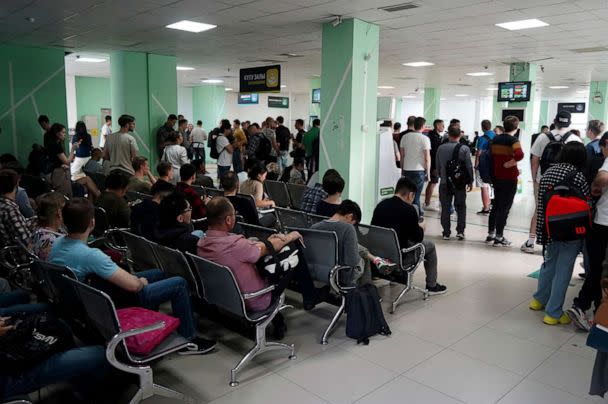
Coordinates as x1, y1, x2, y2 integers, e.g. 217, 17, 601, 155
345, 284, 391, 345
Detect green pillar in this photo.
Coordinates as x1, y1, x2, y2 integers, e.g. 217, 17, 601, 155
508, 63, 537, 132
110, 51, 177, 167
588, 81, 608, 122
423, 88, 441, 123
394, 97, 404, 123
320, 18, 379, 221
539, 100, 549, 129
0, 45, 67, 162
309, 77, 321, 122
192, 85, 226, 163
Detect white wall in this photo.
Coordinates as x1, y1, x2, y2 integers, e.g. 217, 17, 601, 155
546, 99, 588, 133
177, 86, 193, 122
65, 74, 77, 130
223, 92, 309, 129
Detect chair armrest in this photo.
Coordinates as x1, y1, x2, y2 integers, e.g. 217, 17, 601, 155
106, 321, 166, 366
243, 285, 275, 299
401, 242, 425, 255
329, 265, 357, 294
400, 243, 426, 273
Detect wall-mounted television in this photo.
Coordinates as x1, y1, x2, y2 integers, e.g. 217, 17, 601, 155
312, 88, 321, 104
501, 108, 525, 122
497, 81, 532, 102
238, 93, 259, 104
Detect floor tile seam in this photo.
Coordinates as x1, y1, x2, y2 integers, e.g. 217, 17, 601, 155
398, 374, 469, 404
482, 321, 575, 350
272, 372, 334, 404
346, 373, 403, 404
203, 370, 278, 403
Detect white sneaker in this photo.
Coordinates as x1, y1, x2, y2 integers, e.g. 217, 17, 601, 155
520, 241, 535, 254
424, 203, 438, 212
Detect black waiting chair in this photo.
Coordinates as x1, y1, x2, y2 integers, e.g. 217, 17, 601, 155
285, 227, 356, 344
274, 207, 308, 230
119, 231, 162, 273
126, 191, 152, 204
192, 218, 208, 232
307, 213, 328, 227
205, 187, 224, 198
187, 253, 295, 386
92, 207, 110, 238
264, 180, 291, 208
0, 244, 34, 291
232, 193, 264, 226
19, 174, 52, 199
152, 243, 202, 299
84, 170, 106, 192
286, 183, 307, 209
191, 185, 206, 197
239, 222, 278, 241
357, 223, 426, 313
65, 276, 195, 404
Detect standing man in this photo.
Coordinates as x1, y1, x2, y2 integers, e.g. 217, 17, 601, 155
400, 116, 430, 218
303, 119, 321, 180
522, 111, 582, 253
487, 115, 524, 247
191, 120, 207, 164
103, 115, 138, 176
232, 119, 246, 173
178, 118, 191, 159
399, 115, 416, 144
275, 116, 291, 173
216, 121, 234, 180
100, 115, 112, 149
156, 114, 177, 158
437, 124, 474, 240
475, 120, 495, 215
262, 117, 279, 163
424, 119, 444, 210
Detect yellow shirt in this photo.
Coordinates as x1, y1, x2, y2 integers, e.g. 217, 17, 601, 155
234, 128, 247, 146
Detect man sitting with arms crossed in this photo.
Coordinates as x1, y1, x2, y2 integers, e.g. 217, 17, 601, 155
49, 197, 216, 354
371, 177, 447, 295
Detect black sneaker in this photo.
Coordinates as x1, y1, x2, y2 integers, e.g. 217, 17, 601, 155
179, 337, 217, 355
566, 306, 591, 332
493, 237, 512, 247
477, 209, 490, 215
427, 283, 447, 295
456, 233, 465, 241
485, 235, 495, 244
578, 272, 586, 280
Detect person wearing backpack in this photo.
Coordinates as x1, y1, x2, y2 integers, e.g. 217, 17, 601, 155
523, 111, 583, 253
585, 120, 605, 183
474, 120, 495, 215
529, 142, 590, 325
216, 121, 234, 180
437, 124, 474, 240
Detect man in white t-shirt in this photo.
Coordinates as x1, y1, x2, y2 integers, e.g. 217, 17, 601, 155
400, 116, 430, 217
99, 115, 112, 149
521, 110, 583, 253
102, 115, 138, 175
216, 122, 234, 180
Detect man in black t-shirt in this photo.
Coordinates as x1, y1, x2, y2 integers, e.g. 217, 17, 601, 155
424, 119, 444, 210
275, 116, 291, 174
371, 177, 447, 295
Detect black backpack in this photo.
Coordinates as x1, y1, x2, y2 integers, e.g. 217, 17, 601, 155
255, 135, 272, 161
208, 129, 220, 159
587, 139, 604, 183
540, 132, 571, 174
446, 144, 469, 190
345, 284, 391, 345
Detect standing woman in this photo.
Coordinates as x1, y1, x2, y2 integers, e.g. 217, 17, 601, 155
161, 131, 189, 184
44, 123, 77, 197
70, 121, 100, 201
529, 142, 590, 325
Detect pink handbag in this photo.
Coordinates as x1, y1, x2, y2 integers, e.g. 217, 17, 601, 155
117, 307, 180, 355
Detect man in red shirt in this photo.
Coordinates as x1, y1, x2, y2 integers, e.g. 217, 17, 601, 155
487, 115, 525, 247
175, 163, 207, 219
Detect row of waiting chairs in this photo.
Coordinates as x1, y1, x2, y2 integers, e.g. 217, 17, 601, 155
264, 180, 307, 210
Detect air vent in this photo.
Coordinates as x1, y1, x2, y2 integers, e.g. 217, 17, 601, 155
279, 53, 303, 58
571, 46, 608, 53
258, 59, 283, 63
395, 76, 416, 80
379, 2, 419, 12
449, 83, 473, 87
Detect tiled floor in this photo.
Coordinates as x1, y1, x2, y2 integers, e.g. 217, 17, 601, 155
146, 186, 602, 404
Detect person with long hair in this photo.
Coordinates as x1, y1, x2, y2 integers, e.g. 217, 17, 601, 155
239, 161, 275, 209
70, 121, 100, 201
43, 123, 77, 197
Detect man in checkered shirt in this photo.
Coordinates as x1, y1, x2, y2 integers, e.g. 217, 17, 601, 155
0, 169, 32, 262
300, 169, 342, 213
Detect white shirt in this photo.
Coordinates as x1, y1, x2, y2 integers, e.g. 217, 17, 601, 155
530, 128, 583, 182
400, 131, 430, 171
191, 127, 207, 144
595, 159, 608, 225
216, 134, 233, 166
99, 124, 112, 148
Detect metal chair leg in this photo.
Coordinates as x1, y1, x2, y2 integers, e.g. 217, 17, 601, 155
391, 284, 411, 314
128, 388, 144, 404
321, 296, 345, 345
413, 286, 429, 300
152, 384, 194, 403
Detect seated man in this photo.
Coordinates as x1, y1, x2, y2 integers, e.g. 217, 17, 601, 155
31, 192, 66, 261
128, 156, 156, 193
83, 147, 104, 174
175, 163, 207, 220
49, 197, 215, 354
0, 169, 32, 263
315, 171, 344, 217
221, 171, 276, 228
156, 161, 174, 185
198, 197, 318, 315
371, 177, 447, 295
192, 159, 214, 188
0, 158, 34, 218
156, 192, 201, 254
131, 180, 174, 239
96, 170, 130, 228
300, 169, 341, 213
312, 200, 394, 286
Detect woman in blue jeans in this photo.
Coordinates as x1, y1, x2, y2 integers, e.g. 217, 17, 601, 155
529, 143, 590, 325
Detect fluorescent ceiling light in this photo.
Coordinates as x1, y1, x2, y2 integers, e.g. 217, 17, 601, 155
455, 94, 468, 97
202, 79, 223, 84
176, 66, 195, 71
403, 61, 434, 67
402, 95, 416, 98
549, 85, 569, 89
496, 18, 549, 31
466, 72, 493, 77
486, 87, 498, 91
166, 20, 216, 33
378, 85, 394, 89
77, 57, 106, 63
225, 88, 233, 91
440, 98, 447, 101
281, 85, 287, 88
576, 89, 587, 93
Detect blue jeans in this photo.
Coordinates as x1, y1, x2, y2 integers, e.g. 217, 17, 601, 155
137, 269, 196, 339
278, 151, 289, 173
403, 170, 426, 216
0, 345, 109, 399
233, 149, 242, 173
218, 165, 230, 180
533, 240, 583, 318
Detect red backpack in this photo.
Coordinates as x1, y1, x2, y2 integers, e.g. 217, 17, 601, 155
544, 171, 592, 241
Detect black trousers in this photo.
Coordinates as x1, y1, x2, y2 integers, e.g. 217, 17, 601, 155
574, 224, 608, 311
488, 179, 517, 237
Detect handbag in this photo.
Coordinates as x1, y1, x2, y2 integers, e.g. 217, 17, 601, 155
116, 307, 180, 356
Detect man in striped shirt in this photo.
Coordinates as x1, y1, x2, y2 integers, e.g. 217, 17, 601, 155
487, 116, 524, 247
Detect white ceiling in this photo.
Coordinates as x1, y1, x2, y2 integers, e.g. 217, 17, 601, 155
4, 0, 608, 100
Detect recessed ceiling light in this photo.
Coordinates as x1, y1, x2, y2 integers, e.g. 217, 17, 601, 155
166, 20, 216, 33
202, 79, 223, 84
440, 98, 447, 101
455, 94, 468, 97
378, 85, 394, 89
496, 18, 549, 31
549, 85, 569, 89
281, 85, 287, 88
466, 72, 494, 77
486, 87, 498, 91
225, 88, 233, 91
377, 92, 381, 96
576, 89, 587, 93
402, 95, 416, 98
77, 57, 106, 63
176, 66, 195, 71
312, 74, 321, 78
403, 61, 434, 67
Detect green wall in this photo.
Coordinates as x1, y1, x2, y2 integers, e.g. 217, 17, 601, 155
0, 45, 67, 162
75, 76, 110, 135
192, 85, 225, 163
588, 81, 608, 123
